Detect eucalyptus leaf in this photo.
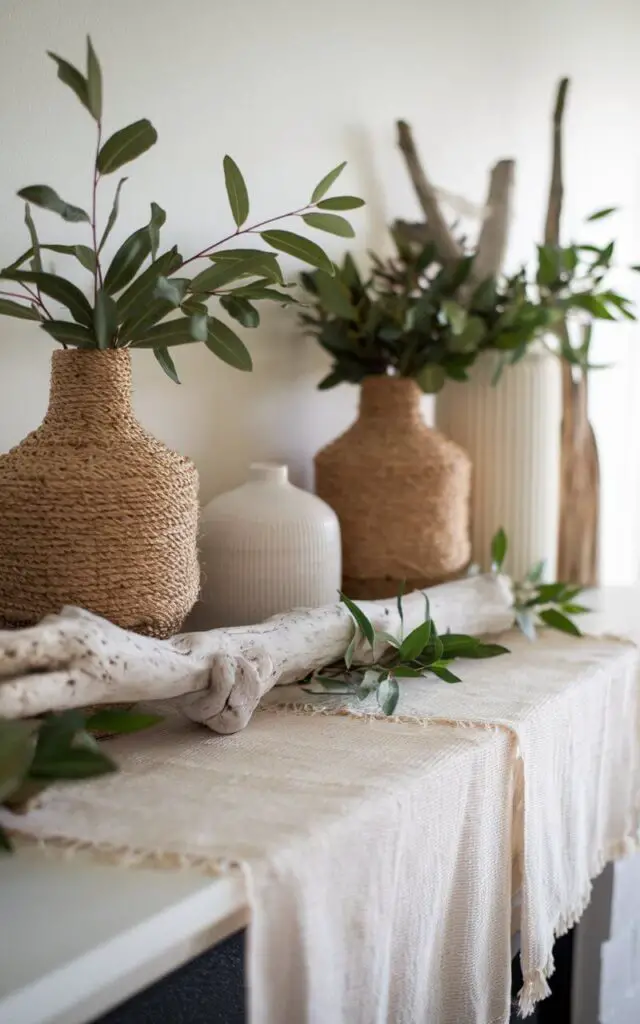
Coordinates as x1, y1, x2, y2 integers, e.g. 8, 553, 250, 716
230, 285, 296, 304
0, 720, 35, 804
206, 317, 253, 370
153, 346, 180, 383
317, 196, 365, 211
40, 320, 95, 347
93, 289, 119, 349
314, 271, 357, 319
97, 119, 158, 175
311, 161, 347, 203
302, 212, 354, 238
47, 52, 90, 114
491, 527, 507, 571
219, 294, 260, 328
587, 207, 617, 222
24, 203, 42, 273
130, 316, 198, 347
376, 676, 400, 715
85, 709, 162, 734
223, 155, 250, 228
442, 299, 467, 335
344, 629, 358, 670
17, 185, 89, 224
416, 364, 446, 394
260, 230, 335, 275
0, 299, 40, 321
29, 746, 117, 780
340, 592, 375, 647
153, 276, 189, 307
399, 619, 432, 662
539, 608, 582, 637
190, 256, 268, 293
116, 247, 182, 325
86, 36, 102, 120
207, 249, 284, 286
99, 177, 128, 252
427, 663, 461, 684
1, 269, 93, 326
104, 204, 165, 294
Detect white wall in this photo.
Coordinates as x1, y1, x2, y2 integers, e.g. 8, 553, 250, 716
2, 0, 640, 582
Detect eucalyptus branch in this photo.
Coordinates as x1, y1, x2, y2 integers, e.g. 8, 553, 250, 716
179, 203, 319, 270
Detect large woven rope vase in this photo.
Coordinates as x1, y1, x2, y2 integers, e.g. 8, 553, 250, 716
0, 349, 199, 638
315, 376, 471, 599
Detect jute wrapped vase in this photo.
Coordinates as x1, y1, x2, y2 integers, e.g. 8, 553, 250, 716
315, 376, 471, 599
0, 349, 199, 637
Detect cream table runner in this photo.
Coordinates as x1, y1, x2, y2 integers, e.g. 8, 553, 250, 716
2, 631, 640, 1022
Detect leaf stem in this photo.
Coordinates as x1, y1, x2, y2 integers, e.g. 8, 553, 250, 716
0, 288, 52, 319
179, 203, 316, 270
91, 120, 104, 298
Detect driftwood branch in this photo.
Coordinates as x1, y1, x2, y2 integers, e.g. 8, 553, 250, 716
546, 77, 600, 585
0, 575, 514, 735
396, 119, 462, 263
469, 159, 515, 287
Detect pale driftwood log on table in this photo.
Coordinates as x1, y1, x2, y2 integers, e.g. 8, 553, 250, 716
0, 575, 513, 735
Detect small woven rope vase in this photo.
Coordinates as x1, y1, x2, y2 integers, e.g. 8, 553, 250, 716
315, 375, 471, 599
0, 349, 199, 638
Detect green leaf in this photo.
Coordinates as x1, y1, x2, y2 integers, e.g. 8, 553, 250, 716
223, 155, 249, 228
86, 36, 102, 120
400, 619, 432, 662
539, 607, 582, 637
311, 161, 347, 203
40, 320, 96, 347
0, 298, 40, 321
97, 119, 158, 175
340, 592, 375, 647
116, 247, 182, 325
0, 269, 93, 327
131, 317, 197, 348
302, 212, 354, 238
515, 608, 537, 641
47, 52, 90, 113
375, 630, 400, 649
442, 299, 467, 334
219, 294, 260, 328
449, 316, 486, 353
439, 634, 509, 660
560, 602, 591, 615
587, 207, 617, 222
391, 666, 424, 678
317, 196, 365, 211
153, 346, 180, 383
428, 663, 462, 684
569, 294, 616, 320
190, 256, 269, 293
206, 317, 253, 370
93, 289, 119, 349
0, 720, 35, 803
526, 559, 546, 584
190, 312, 209, 342
344, 629, 358, 670
24, 203, 42, 273
99, 177, 128, 252
317, 370, 346, 390
207, 249, 284, 286
29, 747, 117, 780
229, 285, 296, 305
153, 276, 189, 307
397, 582, 405, 636
148, 202, 164, 262
74, 245, 97, 273
260, 230, 335, 275
416, 364, 446, 394
17, 185, 89, 224
528, 582, 572, 605
314, 271, 357, 319
491, 527, 507, 571
104, 205, 165, 295
85, 710, 162, 734
376, 676, 400, 715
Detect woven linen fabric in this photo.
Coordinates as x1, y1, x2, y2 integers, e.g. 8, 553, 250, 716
1, 712, 515, 1024
268, 630, 640, 1014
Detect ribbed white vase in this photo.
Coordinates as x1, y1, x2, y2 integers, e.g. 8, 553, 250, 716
198, 462, 342, 627
435, 349, 561, 580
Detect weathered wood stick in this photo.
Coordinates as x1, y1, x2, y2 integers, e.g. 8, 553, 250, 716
468, 159, 515, 289
396, 119, 462, 263
0, 575, 514, 735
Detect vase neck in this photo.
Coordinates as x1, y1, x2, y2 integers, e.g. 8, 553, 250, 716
44, 350, 135, 436
358, 375, 424, 426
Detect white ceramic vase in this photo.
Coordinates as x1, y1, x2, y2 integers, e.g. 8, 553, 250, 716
198, 463, 342, 627
435, 348, 561, 581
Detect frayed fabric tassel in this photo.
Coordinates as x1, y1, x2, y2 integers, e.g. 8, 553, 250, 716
518, 969, 552, 1017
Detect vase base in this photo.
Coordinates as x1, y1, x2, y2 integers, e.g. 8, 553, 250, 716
342, 569, 467, 601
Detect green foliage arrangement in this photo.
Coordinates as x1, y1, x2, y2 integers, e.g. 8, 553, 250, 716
0, 39, 364, 382
489, 528, 589, 640
302, 589, 509, 714
531, 209, 637, 373
0, 707, 161, 852
299, 229, 553, 392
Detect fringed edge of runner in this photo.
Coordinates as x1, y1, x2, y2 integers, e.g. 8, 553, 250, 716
1, 827, 242, 877
517, 830, 640, 1017
257, 701, 509, 734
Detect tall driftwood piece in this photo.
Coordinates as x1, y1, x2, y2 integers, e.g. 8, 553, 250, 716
547, 79, 600, 585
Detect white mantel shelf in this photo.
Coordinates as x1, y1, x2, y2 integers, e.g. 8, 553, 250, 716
0, 586, 637, 1024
